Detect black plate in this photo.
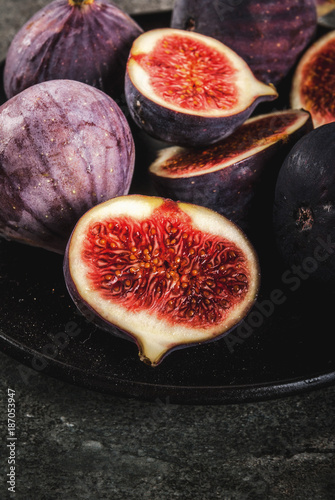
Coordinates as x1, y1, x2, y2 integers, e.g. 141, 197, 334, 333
0, 11, 334, 405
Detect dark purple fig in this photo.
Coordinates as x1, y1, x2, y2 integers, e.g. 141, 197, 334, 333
3, 0, 143, 100
0, 79, 135, 254
64, 194, 260, 366
291, 30, 335, 128
273, 122, 335, 282
171, 0, 317, 85
125, 28, 278, 147
149, 109, 313, 234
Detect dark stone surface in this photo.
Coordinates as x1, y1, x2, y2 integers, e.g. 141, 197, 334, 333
1, 350, 335, 499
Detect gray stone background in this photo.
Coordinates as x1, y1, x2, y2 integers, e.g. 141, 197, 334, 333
0, 1, 334, 499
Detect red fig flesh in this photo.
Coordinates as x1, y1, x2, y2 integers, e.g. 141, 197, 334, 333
64, 195, 260, 366
291, 30, 335, 128
125, 28, 278, 147
0, 79, 135, 254
3, 0, 143, 100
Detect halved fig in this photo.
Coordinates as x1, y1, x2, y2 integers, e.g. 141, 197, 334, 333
0, 79, 135, 254
64, 195, 260, 366
291, 30, 335, 128
148, 110, 313, 232
125, 28, 278, 147
273, 122, 335, 282
171, 0, 317, 85
3, 0, 143, 100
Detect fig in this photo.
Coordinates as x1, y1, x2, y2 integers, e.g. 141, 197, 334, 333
171, 0, 317, 85
0, 79, 135, 254
290, 30, 335, 128
148, 109, 313, 233
273, 123, 335, 282
125, 28, 278, 147
3, 0, 143, 100
64, 194, 260, 366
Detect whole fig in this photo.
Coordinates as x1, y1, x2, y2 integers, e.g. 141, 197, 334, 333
3, 0, 143, 101
0, 79, 135, 254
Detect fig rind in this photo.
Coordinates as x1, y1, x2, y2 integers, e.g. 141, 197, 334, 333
0, 79, 135, 254
171, 0, 317, 85
315, 0, 335, 17
3, 0, 143, 100
64, 195, 260, 366
125, 28, 278, 147
273, 122, 335, 282
149, 110, 313, 233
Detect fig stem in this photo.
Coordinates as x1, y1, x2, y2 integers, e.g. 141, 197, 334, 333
68, 0, 94, 7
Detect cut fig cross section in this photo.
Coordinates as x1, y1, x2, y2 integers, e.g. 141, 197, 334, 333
148, 109, 313, 232
64, 195, 260, 366
291, 30, 335, 128
125, 28, 278, 147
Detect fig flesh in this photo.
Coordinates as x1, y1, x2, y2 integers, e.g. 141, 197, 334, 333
3, 0, 143, 100
273, 123, 335, 282
0, 79, 135, 254
171, 0, 317, 85
125, 28, 278, 147
290, 30, 335, 128
64, 195, 260, 366
149, 110, 313, 233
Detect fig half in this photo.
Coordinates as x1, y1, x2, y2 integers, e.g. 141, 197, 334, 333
125, 28, 278, 147
64, 195, 260, 366
291, 30, 335, 128
273, 122, 335, 282
3, 0, 143, 100
171, 0, 317, 85
0, 79, 135, 254
149, 110, 313, 232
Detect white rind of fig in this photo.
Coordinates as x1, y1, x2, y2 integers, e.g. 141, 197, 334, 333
64, 194, 260, 366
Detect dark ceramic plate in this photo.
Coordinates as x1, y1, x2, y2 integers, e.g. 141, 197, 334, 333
0, 12, 334, 405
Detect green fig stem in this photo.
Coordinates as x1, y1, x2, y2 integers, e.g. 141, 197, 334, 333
68, 0, 94, 7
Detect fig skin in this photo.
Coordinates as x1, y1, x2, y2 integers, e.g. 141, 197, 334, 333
125, 28, 278, 148
171, 0, 317, 85
149, 110, 313, 235
0, 79, 135, 254
64, 194, 260, 366
273, 123, 335, 282
290, 30, 335, 128
3, 0, 143, 101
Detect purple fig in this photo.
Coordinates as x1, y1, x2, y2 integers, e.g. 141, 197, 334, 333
0, 79, 135, 254
3, 0, 143, 101
64, 194, 260, 366
125, 28, 278, 147
148, 109, 313, 234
